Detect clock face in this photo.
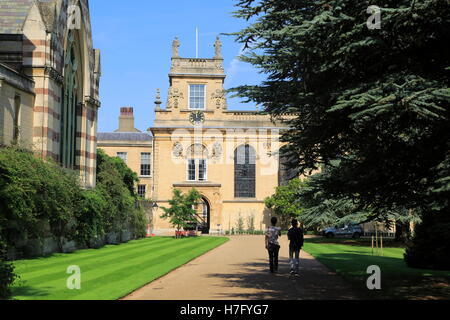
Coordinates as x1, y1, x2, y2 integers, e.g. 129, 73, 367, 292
189, 111, 205, 125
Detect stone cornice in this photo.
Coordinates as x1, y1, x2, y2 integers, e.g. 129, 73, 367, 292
170, 57, 225, 76
84, 96, 101, 108
44, 66, 64, 84
0, 64, 35, 94
173, 182, 222, 188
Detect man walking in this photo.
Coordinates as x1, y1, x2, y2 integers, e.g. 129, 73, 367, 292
288, 219, 304, 275
265, 217, 281, 273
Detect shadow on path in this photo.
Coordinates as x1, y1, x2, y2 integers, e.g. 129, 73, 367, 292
205, 258, 359, 300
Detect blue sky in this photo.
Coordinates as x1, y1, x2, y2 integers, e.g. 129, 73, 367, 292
90, 0, 264, 132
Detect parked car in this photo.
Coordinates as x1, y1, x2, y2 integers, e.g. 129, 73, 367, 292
322, 224, 363, 239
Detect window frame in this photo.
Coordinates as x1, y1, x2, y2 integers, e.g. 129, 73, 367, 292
234, 144, 256, 198
186, 158, 208, 182
188, 84, 206, 110
117, 152, 128, 163
187, 159, 197, 181
137, 184, 146, 199
140, 152, 152, 177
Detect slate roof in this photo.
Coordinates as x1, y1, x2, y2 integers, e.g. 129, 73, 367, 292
0, 0, 35, 34
97, 132, 153, 142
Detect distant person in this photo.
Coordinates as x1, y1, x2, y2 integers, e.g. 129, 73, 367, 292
265, 217, 281, 273
288, 219, 304, 275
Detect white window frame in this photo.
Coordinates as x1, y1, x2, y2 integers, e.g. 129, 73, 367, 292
188, 84, 206, 110
186, 158, 208, 181
187, 159, 197, 181
117, 152, 128, 163
140, 152, 152, 177
198, 159, 207, 181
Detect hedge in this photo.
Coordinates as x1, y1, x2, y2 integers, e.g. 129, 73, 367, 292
0, 147, 148, 299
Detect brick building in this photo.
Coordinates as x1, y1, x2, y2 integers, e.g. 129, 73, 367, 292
0, 0, 101, 188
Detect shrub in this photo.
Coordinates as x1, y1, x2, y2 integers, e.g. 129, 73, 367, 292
246, 214, 255, 234
236, 214, 245, 234
74, 189, 108, 247
0, 239, 16, 300
0, 147, 81, 247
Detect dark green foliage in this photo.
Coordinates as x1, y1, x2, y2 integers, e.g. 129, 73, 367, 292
232, 0, 450, 268
74, 189, 108, 247
74, 149, 146, 247
161, 188, 202, 234
0, 238, 15, 300
0, 147, 148, 297
299, 166, 421, 230
0, 147, 147, 250
265, 178, 305, 229
97, 149, 139, 197
0, 147, 80, 246
405, 209, 450, 270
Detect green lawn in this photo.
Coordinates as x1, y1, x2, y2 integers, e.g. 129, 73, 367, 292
303, 238, 450, 299
11, 236, 228, 300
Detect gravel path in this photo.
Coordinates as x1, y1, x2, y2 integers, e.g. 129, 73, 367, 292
123, 235, 360, 300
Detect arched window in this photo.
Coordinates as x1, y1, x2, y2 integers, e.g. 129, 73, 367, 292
60, 30, 80, 169
234, 144, 256, 198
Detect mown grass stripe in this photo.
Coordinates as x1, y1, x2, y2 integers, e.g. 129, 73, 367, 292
14, 237, 168, 272
42, 237, 223, 300
15, 237, 180, 279
17, 237, 211, 286
12, 236, 228, 300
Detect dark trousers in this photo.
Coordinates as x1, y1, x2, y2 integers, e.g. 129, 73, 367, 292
267, 243, 280, 272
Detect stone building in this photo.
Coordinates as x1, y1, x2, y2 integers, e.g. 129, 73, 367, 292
98, 38, 293, 234
0, 0, 101, 188
149, 37, 293, 234
97, 107, 153, 200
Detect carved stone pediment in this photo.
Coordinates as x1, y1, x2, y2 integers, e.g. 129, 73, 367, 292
211, 89, 227, 110
186, 144, 208, 158
172, 142, 183, 158
211, 142, 222, 160
167, 87, 184, 109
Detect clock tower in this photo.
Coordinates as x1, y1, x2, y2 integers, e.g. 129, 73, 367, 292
149, 37, 291, 235
153, 36, 227, 129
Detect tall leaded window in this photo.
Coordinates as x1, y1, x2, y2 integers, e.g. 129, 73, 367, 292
140, 152, 151, 176
189, 84, 205, 110
60, 31, 79, 169
234, 144, 256, 198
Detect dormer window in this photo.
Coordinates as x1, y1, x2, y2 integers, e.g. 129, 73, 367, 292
189, 84, 206, 110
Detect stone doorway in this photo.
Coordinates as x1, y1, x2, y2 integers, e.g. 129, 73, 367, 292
195, 197, 210, 234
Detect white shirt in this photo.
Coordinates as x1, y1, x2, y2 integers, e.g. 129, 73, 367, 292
265, 226, 281, 245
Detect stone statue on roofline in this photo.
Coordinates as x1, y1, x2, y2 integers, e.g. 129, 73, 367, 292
172, 37, 180, 58
214, 36, 222, 59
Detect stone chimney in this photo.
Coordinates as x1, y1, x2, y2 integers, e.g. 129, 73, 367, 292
116, 107, 140, 132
